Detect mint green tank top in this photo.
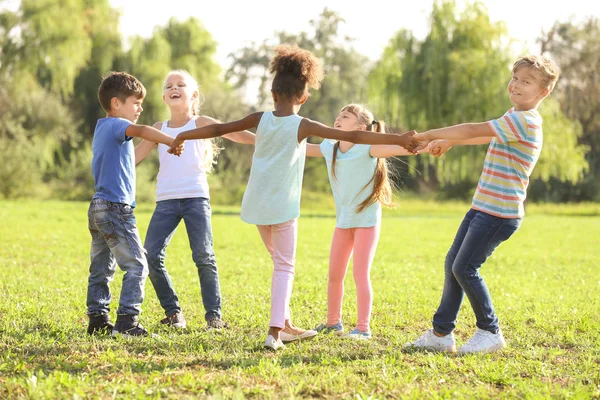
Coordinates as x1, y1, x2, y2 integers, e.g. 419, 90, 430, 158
320, 140, 381, 228
241, 112, 306, 225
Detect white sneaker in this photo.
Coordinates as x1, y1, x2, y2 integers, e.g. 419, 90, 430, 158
279, 329, 318, 343
264, 335, 285, 351
458, 329, 506, 354
405, 329, 457, 353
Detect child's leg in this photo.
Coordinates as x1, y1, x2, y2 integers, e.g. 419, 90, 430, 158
432, 209, 475, 334
448, 210, 521, 333
256, 219, 297, 329
144, 199, 183, 316
87, 200, 117, 316
182, 197, 222, 321
327, 227, 354, 326
103, 203, 148, 316
352, 225, 381, 332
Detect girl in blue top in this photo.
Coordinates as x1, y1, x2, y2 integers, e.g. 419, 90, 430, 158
307, 104, 421, 339
169, 44, 418, 350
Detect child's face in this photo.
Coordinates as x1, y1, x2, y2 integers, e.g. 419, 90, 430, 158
508, 66, 549, 110
113, 95, 143, 123
334, 110, 364, 131
163, 73, 197, 110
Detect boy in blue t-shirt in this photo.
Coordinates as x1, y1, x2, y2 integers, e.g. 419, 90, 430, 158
87, 72, 183, 337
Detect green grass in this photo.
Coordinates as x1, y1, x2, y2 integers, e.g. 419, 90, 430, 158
0, 199, 598, 399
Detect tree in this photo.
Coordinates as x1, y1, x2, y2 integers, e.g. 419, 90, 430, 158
539, 18, 600, 200
367, 0, 588, 197
226, 8, 371, 192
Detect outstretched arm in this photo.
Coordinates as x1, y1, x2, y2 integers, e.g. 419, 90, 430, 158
127, 124, 174, 147
306, 143, 323, 157
428, 137, 492, 157
369, 144, 429, 158
169, 112, 262, 153
197, 115, 256, 145
413, 122, 494, 151
298, 118, 418, 152
134, 122, 161, 164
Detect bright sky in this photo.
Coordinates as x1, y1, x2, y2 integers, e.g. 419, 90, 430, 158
110, 0, 599, 68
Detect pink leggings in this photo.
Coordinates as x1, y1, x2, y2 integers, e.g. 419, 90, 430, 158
256, 219, 298, 328
327, 225, 380, 331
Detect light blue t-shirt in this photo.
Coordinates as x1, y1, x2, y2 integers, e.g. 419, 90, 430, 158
320, 140, 381, 228
241, 112, 306, 225
91, 117, 136, 207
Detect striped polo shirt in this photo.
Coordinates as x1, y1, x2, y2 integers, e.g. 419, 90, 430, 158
472, 108, 543, 218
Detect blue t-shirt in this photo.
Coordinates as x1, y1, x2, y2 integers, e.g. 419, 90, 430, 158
91, 117, 136, 207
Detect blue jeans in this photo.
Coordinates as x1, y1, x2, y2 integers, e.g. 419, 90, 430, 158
87, 198, 148, 316
145, 198, 222, 321
433, 208, 522, 334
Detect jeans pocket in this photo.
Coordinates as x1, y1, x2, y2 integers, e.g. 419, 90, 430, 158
96, 220, 119, 248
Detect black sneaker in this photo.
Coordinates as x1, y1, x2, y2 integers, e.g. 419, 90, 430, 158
111, 314, 148, 337
87, 314, 114, 335
160, 312, 187, 329
206, 317, 228, 330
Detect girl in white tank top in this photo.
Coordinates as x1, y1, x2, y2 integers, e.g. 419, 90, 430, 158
135, 70, 255, 329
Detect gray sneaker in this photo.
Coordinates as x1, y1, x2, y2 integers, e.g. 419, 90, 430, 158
405, 329, 456, 353
160, 312, 187, 329
207, 317, 228, 330
314, 322, 344, 336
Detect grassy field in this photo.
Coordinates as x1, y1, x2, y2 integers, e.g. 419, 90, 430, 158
0, 199, 598, 399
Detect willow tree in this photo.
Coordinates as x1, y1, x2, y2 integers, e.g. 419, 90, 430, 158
368, 0, 588, 196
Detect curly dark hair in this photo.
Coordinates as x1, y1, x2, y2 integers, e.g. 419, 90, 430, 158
269, 44, 324, 101
98, 71, 146, 112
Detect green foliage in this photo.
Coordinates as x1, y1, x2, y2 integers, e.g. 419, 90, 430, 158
540, 17, 600, 200
0, 200, 598, 397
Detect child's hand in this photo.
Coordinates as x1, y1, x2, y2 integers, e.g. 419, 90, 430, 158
168, 135, 185, 155
411, 132, 431, 153
397, 130, 419, 153
428, 139, 452, 157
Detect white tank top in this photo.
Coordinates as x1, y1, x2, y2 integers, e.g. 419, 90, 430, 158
155, 118, 210, 201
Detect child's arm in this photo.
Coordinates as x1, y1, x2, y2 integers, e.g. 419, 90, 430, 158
298, 118, 418, 152
196, 116, 256, 145
134, 122, 161, 164
169, 112, 263, 153
369, 144, 429, 158
413, 122, 494, 150
428, 137, 492, 157
127, 124, 175, 147
306, 143, 324, 157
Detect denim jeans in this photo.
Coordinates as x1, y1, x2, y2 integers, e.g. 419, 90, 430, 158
87, 198, 148, 316
145, 197, 221, 321
433, 208, 522, 334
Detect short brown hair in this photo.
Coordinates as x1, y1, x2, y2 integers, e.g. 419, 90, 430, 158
269, 44, 324, 101
512, 55, 560, 91
98, 72, 146, 112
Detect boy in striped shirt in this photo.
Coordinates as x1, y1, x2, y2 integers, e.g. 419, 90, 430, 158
407, 55, 560, 354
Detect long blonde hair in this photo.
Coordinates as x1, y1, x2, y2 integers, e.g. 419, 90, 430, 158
163, 69, 221, 172
330, 104, 394, 212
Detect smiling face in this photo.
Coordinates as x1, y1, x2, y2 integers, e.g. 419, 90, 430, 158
163, 72, 198, 112
334, 110, 366, 131
508, 66, 550, 111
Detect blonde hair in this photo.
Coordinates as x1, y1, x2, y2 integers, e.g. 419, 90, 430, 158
331, 104, 395, 212
163, 69, 220, 172
512, 55, 560, 91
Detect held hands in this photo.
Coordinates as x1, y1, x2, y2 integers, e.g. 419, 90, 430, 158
397, 130, 420, 153
167, 135, 185, 155
428, 139, 453, 157
410, 132, 431, 153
